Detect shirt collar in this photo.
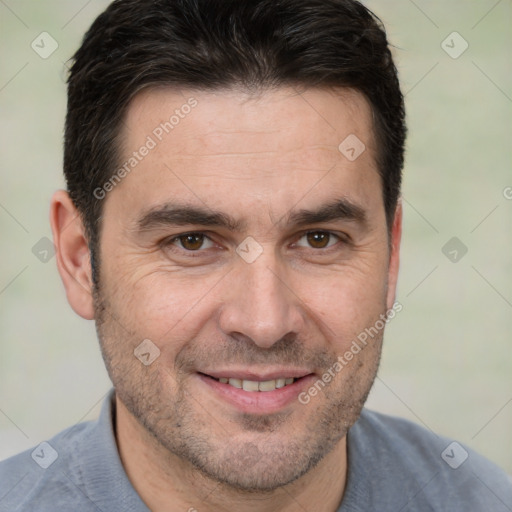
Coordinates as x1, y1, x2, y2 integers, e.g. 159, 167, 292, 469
73, 389, 149, 512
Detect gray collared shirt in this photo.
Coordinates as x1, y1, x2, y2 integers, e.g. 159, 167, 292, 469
1, 389, 511, 511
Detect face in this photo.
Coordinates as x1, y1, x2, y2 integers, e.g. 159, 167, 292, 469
93, 86, 400, 491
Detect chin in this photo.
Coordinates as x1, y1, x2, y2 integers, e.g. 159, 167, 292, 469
191, 444, 319, 493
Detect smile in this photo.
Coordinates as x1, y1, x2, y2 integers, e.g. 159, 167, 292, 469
209, 376, 296, 392
197, 371, 316, 414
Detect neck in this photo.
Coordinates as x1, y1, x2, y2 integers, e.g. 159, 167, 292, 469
115, 396, 348, 512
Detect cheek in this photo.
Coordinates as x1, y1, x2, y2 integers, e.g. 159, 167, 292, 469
299, 262, 389, 348
100, 234, 390, 356
104, 263, 221, 348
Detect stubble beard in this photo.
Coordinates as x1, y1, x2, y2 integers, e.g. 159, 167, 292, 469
92, 284, 384, 493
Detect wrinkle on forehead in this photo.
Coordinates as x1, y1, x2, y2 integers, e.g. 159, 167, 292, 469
122, 85, 376, 158
107, 85, 383, 238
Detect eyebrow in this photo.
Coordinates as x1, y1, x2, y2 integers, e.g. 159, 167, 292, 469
136, 198, 367, 233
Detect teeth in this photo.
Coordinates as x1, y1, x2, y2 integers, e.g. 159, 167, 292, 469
242, 380, 259, 392
219, 377, 297, 392
228, 378, 242, 389
258, 380, 277, 391
275, 378, 286, 389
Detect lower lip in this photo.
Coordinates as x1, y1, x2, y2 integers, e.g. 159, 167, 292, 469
197, 373, 317, 414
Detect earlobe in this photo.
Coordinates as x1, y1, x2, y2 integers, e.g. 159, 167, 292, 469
386, 199, 402, 310
50, 190, 95, 320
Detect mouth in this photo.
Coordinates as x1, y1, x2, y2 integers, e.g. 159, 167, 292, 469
199, 373, 299, 392
196, 370, 316, 414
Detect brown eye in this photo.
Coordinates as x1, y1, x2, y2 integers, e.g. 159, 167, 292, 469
306, 231, 329, 248
174, 233, 208, 251
305, 231, 334, 249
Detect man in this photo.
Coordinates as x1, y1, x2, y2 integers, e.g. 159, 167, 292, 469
1, 0, 511, 510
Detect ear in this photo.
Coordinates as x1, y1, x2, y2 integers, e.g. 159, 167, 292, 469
50, 190, 95, 320
386, 198, 402, 310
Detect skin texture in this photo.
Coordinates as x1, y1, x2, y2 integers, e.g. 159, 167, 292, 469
51, 86, 402, 512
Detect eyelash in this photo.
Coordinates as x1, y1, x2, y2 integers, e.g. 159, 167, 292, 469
163, 230, 347, 257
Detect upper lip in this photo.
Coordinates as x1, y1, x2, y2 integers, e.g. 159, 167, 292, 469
199, 369, 314, 381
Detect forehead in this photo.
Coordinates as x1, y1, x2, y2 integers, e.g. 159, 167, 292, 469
107, 86, 383, 232
124, 86, 374, 157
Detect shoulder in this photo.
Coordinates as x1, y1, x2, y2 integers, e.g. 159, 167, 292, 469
0, 391, 147, 512
346, 408, 512, 511
0, 421, 99, 512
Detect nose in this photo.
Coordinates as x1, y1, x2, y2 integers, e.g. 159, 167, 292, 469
218, 254, 305, 349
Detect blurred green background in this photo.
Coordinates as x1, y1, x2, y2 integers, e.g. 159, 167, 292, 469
1, 1, 511, 475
